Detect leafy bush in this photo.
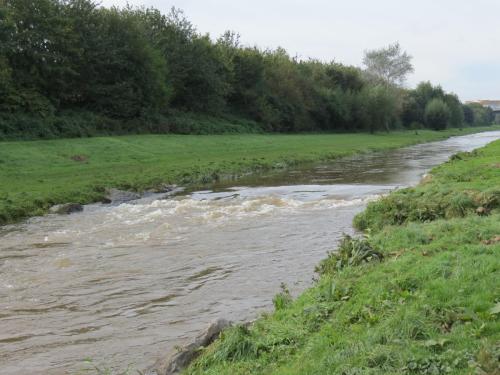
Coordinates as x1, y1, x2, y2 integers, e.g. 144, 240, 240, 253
424, 99, 451, 130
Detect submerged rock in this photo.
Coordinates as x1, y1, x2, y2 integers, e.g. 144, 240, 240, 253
150, 184, 185, 197
101, 185, 184, 204
147, 318, 232, 375
154, 184, 179, 194
102, 188, 141, 204
160, 186, 185, 198
49, 203, 83, 215
420, 173, 433, 184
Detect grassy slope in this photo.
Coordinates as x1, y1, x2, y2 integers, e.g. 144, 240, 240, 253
184, 140, 500, 375
0, 127, 497, 225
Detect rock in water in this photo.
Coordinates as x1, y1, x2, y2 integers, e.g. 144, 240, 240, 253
147, 318, 232, 375
49, 203, 83, 215
154, 184, 178, 194
103, 188, 141, 204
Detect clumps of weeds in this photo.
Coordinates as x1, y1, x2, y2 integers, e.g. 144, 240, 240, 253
482, 236, 500, 245
355, 188, 500, 232
472, 343, 500, 374
273, 282, 292, 311
316, 279, 352, 303
446, 189, 499, 218
348, 305, 381, 326
316, 234, 383, 276
302, 303, 335, 331
403, 355, 456, 374
414, 202, 442, 222
365, 347, 401, 370
299, 280, 353, 331
403, 349, 476, 374
70, 154, 89, 162
211, 325, 258, 362
449, 150, 478, 162
445, 192, 476, 217
422, 338, 450, 353
204, 322, 300, 366
353, 191, 421, 231
430, 307, 476, 334
472, 189, 500, 213
390, 276, 421, 302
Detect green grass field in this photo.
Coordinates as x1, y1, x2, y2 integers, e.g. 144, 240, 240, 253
184, 139, 500, 375
0, 127, 497, 225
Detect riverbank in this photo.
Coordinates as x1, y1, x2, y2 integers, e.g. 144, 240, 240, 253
1, 127, 498, 225
183, 139, 500, 374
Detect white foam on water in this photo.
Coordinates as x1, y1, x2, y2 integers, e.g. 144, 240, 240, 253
101, 192, 382, 228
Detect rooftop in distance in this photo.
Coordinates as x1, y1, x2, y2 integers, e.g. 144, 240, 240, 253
466, 100, 500, 111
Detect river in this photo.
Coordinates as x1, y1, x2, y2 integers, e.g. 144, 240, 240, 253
1, 131, 499, 374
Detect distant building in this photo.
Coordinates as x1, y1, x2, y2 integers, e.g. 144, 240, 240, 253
466, 100, 500, 123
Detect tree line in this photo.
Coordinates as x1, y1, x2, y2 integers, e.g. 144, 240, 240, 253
0, 0, 494, 139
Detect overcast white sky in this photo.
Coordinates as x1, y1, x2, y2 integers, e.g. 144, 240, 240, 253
100, 0, 500, 101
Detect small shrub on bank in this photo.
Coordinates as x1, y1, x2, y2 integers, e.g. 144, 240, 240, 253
273, 283, 293, 311
211, 325, 257, 362
316, 234, 383, 276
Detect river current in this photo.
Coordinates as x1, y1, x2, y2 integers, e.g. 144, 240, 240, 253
1, 131, 499, 374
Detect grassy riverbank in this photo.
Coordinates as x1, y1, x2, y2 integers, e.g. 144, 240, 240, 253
184, 139, 500, 374
0, 127, 497, 225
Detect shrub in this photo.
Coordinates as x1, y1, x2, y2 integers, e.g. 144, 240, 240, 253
272, 283, 292, 310
212, 325, 257, 362
316, 234, 383, 276
424, 99, 451, 130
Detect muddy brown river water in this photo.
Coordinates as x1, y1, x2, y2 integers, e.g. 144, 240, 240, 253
1, 131, 500, 374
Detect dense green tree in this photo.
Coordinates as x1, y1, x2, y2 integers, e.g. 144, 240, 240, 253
324, 63, 364, 92
401, 94, 422, 127
465, 103, 494, 126
137, 7, 230, 113
444, 93, 464, 127
82, 8, 169, 118
1, 0, 169, 119
0, 1, 477, 139
1, 0, 69, 115
355, 85, 399, 133
401, 82, 464, 130
463, 105, 474, 125
0, 4, 16, 112
226, 47, 266, 119
424, 98, 450, 130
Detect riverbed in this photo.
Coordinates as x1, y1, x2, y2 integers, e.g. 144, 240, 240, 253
1, 131, 499, 374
